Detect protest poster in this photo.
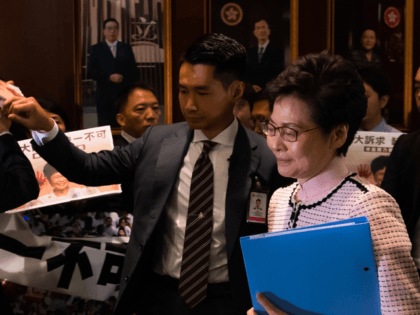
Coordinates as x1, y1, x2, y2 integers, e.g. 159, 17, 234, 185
344, 131, 404, 186
0, 213, 127, 313
7, 126, 121, 213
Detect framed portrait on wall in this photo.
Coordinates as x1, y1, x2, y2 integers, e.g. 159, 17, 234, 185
209, 0, 291, 90
77, 0, 172, 130
332, 0, 413, 130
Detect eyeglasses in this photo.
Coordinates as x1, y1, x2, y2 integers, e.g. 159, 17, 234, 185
260, 121, 320, 142
105, 26, 119, 31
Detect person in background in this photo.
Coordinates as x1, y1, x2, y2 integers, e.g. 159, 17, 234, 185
382, 67, 420, 277
114, 82, 161, 146
348, 27, 382, 70
357, 67, 400, 132
245, 19, 284, 91
370, 155, 389, 187
233, 83, 256, 130
248, 51, 420, 314
87, 18, 139, 127
104, 217, 117, 236
251, 91, 271, 138
37, 99, 70, 133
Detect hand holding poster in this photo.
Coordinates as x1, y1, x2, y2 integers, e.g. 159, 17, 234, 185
344, 131, 404, 186
7, 126, 121, 213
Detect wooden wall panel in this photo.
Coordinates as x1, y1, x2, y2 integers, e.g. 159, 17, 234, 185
0, 0, 79, 130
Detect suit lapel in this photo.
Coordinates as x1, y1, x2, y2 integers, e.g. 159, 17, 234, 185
150, 126, 193, 216
225, 124, 260, 260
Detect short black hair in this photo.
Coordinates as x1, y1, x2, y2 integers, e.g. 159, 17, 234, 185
37, 99, 71, 131
43, 164, 59, 182
254, 19, 270, 29
358, 67, 390, 98
103, 18, 119, 29
371, 155, 389, 174
237, 83, 257, 112
115, 81, 156, 113
256, 199, 261, 202
180, 33, 247, 90
266, 51, 367, 157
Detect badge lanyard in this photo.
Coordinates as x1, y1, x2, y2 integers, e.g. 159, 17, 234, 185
247, 175, 269, 224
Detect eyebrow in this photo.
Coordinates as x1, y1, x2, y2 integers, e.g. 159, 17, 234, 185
268, 119, 300, 128
178, 84, 210, 90
135, 102, 159, 107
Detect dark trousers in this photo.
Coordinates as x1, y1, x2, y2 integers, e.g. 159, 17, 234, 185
142, 273, 243, 315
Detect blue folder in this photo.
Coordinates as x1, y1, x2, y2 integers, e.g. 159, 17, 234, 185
240, 216, 381, 315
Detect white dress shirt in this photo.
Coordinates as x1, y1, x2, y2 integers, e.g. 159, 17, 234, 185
121, 130, 136, 144
153, 119, 238, 283
258, 40, 270, 55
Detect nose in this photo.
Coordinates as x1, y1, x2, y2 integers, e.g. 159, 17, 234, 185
267, 133, 287, 152
184, 94, 198, 112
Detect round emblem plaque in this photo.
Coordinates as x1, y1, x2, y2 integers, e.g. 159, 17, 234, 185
384, 7, 401, 28
220, 3, 243, 26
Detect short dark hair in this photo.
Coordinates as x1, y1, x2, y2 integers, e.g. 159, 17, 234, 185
180, 33, 247, 90
37, 99, 71, 131
254, 19, 270, 29
371, 155, 389, 174
266, 51, 367, 157
43, 164, 59, 182
358, 67, 390, 98
103, 18, 119, 29
116, 81, 156, 113
256, 199, 261, 202
238, 83, 257, 112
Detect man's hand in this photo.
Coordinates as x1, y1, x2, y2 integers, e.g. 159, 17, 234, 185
109, 73, 123, 83
3, 96, 55, 131
247, 293, 288, 315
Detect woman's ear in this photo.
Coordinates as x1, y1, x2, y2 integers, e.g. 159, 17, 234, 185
331, 124, 349, 150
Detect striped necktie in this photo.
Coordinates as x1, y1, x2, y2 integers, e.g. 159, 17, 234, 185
258, 46, 264, 63
179, 140, 217, 308
110, 44, 117, 57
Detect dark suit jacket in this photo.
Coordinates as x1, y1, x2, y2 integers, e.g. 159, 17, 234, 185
32, 121, 287, 314
87, 41, 139, 125
0, 133, 39, 315
0, 134, 39, 212
382, 130, 420, 242
245, 42, 284, 89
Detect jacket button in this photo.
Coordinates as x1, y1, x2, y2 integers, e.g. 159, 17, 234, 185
139, 243, 143, 250
125, 275, 129, 282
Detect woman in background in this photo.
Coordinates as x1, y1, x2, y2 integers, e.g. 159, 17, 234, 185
348, 27, 382, 70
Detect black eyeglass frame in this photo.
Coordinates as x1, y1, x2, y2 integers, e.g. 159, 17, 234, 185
260, 121, 320, 142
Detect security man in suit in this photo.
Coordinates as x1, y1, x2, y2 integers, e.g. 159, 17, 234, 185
4, 34, 292, 315
87, 18, 140, 127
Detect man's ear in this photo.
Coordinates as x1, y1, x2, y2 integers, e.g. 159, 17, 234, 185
228, 81, 245, 103
331, 124, 349, 150
116, 113, 125, 127
380, 95, 390, 109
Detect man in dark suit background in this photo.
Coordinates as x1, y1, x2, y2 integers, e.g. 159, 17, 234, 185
381, 66, 420, 275
5, 34, 292, 314
245, 19, 284, 90
87, 18, 139, 127
113, 82, 161, 146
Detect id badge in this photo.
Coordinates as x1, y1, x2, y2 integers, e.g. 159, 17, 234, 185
247, 191, 268, 224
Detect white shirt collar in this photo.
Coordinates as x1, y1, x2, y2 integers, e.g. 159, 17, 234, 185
192, 118, 238, 147
258, 40, 270, 51
296, 156, 350, 203
121, 130, 137, 144
106, 40, 118, 47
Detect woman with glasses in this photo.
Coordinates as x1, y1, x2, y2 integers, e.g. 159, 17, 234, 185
248, 52, 420, 314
